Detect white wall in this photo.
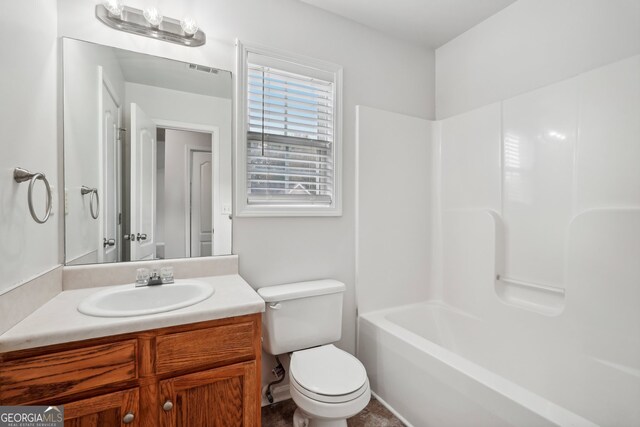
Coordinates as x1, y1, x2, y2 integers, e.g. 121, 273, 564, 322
55, 0, 436, 402
0, 2, 59, 294
63, 39, 126, 264
356, 106, 432, 313
435, 0, 640, 119
56, 0, 436, 359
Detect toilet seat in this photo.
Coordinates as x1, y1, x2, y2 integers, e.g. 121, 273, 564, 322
290, 344, 369, 404
291, 372, 370, 404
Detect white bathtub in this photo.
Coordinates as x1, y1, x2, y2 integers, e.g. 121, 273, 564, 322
358, 301, 639, 427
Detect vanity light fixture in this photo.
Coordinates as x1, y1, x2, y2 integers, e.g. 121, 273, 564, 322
142, 6, 163, 27
180, 17, 199, 36
103, 0, 124, 16
96, 3, 206, 47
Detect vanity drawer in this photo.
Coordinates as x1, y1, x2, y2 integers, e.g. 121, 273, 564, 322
0, 340, 138, 405
155, 321, 256, 375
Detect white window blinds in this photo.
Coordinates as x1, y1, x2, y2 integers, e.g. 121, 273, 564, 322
247, 63, 335, 205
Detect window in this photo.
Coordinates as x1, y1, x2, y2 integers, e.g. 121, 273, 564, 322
236, 42, 342, 216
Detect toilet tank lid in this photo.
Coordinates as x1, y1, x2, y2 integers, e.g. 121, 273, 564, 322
257, 280, 345, 303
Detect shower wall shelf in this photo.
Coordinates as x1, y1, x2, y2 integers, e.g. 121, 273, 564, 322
496, 275, 565, 296
495, 275, 566, 316
486, 210, 566, 316
13, 167, 53, 224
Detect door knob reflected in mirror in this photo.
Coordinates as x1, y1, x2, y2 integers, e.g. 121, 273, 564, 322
103, 238, 115, 248
137, 233, 147, 241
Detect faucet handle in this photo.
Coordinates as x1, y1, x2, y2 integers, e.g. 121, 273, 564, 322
160, 266, 174, 284
136, 268, 150, 286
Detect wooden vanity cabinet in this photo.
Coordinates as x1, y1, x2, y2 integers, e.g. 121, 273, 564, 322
158, 362, 258, 427
0, 313, 262, 427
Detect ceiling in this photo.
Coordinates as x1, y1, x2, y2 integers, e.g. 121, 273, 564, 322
299, 0, 517, 48
115, 49, 232, 99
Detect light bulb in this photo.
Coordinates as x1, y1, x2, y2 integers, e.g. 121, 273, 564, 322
103, 0, 124, 16
143, 7, 163, 27
180, 17, 198, 36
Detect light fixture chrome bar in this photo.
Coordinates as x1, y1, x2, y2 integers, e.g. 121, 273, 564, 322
95, 4, 206, 47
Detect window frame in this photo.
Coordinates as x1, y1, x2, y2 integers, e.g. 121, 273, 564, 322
235, 40, 343, 217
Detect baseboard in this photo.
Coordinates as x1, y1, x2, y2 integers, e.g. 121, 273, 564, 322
371, 391, 414, 427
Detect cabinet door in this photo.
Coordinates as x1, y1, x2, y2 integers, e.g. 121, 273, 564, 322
159, 361, 259, 427
64, 388, 139, 427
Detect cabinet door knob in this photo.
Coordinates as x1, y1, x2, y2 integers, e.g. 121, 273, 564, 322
123, 412, 135, 424
163, 400, 174, 411
137, 233, 148, 241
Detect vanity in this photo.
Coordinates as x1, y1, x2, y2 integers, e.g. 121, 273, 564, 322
0, 32, 263, 426
0, 258, 265, 427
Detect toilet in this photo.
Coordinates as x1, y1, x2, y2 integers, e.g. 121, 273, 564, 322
257, 280, 371, 427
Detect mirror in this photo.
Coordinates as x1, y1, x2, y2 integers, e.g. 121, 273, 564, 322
63, 38, 232, 265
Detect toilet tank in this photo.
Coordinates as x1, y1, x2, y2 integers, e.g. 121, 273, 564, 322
257, 280, 346, 355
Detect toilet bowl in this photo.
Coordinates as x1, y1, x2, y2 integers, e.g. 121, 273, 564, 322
288, 345, 371, 427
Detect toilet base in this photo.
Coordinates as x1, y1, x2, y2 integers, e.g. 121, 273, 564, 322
289, 375, 370, 427
293, 408, 347, 427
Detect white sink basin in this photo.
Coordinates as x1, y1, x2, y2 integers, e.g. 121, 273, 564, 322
78, 280, 215, 317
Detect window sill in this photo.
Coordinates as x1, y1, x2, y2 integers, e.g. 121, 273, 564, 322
234, 204, 342, 218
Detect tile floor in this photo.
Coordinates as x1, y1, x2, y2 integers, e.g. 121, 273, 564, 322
261, 396, 405, 426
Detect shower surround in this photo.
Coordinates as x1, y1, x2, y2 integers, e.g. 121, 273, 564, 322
356, 55, 640, 426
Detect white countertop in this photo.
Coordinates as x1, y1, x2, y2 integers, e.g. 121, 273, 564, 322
0, 274, 265, 353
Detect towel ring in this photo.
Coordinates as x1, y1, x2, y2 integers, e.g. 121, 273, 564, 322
81, 186, 100, 219
13, 167, 52, 224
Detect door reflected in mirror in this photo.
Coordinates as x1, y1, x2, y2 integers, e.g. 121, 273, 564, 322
63, 38, 232, 265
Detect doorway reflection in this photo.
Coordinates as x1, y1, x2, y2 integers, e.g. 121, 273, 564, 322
156, 128, 213, 260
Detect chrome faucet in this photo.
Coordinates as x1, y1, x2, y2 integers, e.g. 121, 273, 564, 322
135, 267, 174, 287
147, 270, 164, 286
